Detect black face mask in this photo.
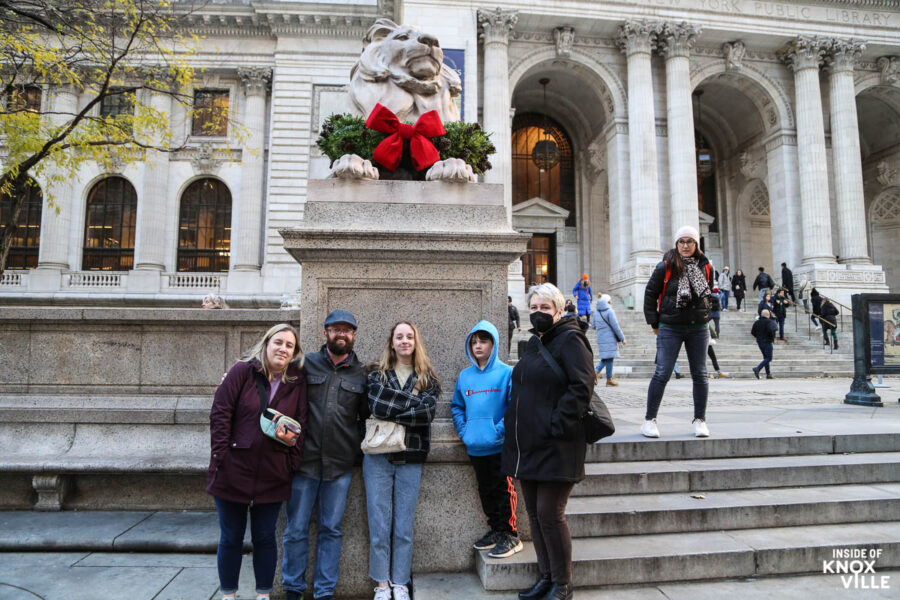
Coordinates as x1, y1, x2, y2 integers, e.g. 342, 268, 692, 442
530, 311, 555, 333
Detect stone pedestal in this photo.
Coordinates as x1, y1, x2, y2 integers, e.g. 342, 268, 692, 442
281, 180, 530, 377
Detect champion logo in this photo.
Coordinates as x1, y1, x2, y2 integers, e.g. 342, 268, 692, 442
466, 387, 501, 396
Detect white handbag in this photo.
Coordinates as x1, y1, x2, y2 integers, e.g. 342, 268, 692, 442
361, 417, 407, 454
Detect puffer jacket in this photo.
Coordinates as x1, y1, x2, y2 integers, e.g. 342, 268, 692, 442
643, 254, 714, 329
501, 316, 593, 483
593, 296, 625, 360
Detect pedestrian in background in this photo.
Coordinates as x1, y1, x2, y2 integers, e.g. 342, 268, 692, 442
710, 287, 722, 338
707, 322, 728, 379
572, 274, 593, 322
364, 322, 440, 600
202, 293, 228, 309
207, 324, 308, 600
507, 296, 520, 350
758, 292, 774, 318
642, 225, 713, 439
732, 269, 747, 312
717, 267, 732, 310
753, 266, 775, 301
593, 294, 626, 387
781, 262, 796, 302
772, 289, 790, 341
810, 288, 823, 330
820, 298, 840, 350
751, 309, 777, 379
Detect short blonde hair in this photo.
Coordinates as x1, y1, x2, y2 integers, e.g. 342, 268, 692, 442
527, 283, 565, 314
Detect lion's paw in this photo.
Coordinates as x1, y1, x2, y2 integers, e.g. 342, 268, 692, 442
330, 154, 379, 180
425, 158, 476, 183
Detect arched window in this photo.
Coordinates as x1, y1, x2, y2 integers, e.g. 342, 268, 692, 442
82, 176, 137, 270
177, 178, 231, 272
0, 178, 42, 269
511, 113, 575, 226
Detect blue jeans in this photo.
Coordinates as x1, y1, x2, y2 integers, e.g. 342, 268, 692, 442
596, 358, 614, 379
363, 454, 424, 586
721, 290, 729, 309
646, 325, 709, 421
756, 341, 773, 375
282, 471, 354, 598
213, 497, 281, 595
777, 315, 785, 338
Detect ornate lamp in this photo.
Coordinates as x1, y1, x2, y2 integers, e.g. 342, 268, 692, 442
531, 78, 560, 172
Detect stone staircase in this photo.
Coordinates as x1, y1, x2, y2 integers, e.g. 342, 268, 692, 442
512, 302, 854, 378
475, 427, 900, 592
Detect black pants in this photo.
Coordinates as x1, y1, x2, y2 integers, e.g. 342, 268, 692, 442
735, 295, 744, 310
520, 480, 575, 585
707, 345, 720, 372
470, 453, 517, 534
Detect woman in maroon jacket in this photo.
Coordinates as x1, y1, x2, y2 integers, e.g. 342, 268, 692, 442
207, 323, 308, 600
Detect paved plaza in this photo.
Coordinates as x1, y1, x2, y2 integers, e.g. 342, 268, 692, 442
0, 376, 897, 600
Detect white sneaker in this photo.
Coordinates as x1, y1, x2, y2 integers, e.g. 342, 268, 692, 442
694, 419, 710, 438
641, 419, 660, 438
391, 583, 410, 600
373, 585, 392, 600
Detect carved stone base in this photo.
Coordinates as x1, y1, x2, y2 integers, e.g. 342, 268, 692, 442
32, 474, 70, 511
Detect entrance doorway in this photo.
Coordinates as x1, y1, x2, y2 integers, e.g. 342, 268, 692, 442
523, 233, 555, 289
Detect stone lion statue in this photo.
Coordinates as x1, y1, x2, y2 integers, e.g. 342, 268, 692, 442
331, 19, 475, 182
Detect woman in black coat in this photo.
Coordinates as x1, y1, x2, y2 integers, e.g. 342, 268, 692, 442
642, 226, 714, 439
502, 283, 593, 600
732, 269, 747, 312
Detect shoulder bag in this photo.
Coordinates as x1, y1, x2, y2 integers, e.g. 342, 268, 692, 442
534, 337, 615, 444
361, 417, 407, 454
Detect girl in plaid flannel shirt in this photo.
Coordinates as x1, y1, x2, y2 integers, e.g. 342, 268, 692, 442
364, 321, 440, 600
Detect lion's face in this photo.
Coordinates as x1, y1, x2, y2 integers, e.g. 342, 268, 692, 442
378, 25, 444, 81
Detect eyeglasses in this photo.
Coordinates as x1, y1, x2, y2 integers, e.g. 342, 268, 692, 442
326, 327, 355, 335
676, 239, 697, 246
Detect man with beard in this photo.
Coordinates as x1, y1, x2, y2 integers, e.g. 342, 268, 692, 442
283, 310, 368, 600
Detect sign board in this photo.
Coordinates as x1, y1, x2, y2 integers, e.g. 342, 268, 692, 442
862, 294, 900, 375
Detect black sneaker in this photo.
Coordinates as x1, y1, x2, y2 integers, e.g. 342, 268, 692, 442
285, 592, 302, 600
488, 533, 524, 558
752, 367, 760, 379
473, 530, 499, 550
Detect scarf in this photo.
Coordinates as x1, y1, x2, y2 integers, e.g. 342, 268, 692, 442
676, 257, 711, 309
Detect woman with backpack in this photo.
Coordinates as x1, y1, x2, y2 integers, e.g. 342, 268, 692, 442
642, 226, 714, 439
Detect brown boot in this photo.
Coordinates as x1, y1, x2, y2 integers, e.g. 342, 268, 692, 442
606, 377, 619, 387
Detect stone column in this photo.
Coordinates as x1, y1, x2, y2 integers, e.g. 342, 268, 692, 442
617, 21, 662, 260
36, 86, 79, 272
477, 8, 517, 224
134, 89, 172, 272
780, 37, 835, 265
659, 22, 701, 239
826, 39, 870, 264
232, 67, 271, 272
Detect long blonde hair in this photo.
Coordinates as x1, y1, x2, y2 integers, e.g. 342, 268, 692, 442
242, 323, 304, 383
372, 321, 440, 391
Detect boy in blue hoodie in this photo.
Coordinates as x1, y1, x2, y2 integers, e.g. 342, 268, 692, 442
451, 320, 522, 559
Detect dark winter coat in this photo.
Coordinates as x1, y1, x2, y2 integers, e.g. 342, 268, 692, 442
773, 296, 790, 319
710, 293, 722, 319
781, 267, 795, 292
820, 301, 839, 329
501, 316, 593, 483
753, 271, 775, 291
757, 298, 774, 317
206, 359, 308, 504
299, 346, 368, 481
367, 369, 439, 464
811, 292, 823, 316
732, 274, 747, 299
643, 254, 714, 329
508, 304, 520, 328
751, 317, 777, 343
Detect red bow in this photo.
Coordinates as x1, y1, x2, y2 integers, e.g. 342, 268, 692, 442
365, 103, 445, 171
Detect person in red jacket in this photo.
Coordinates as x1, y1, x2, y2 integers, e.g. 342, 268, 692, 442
207, 323, 308, 600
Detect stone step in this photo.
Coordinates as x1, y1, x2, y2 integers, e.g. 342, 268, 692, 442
476, 521, 900, 590
587, 430, 899, 463
416, 570, 900, 600
565, 483, 900, 537
574, 451, 900, 496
